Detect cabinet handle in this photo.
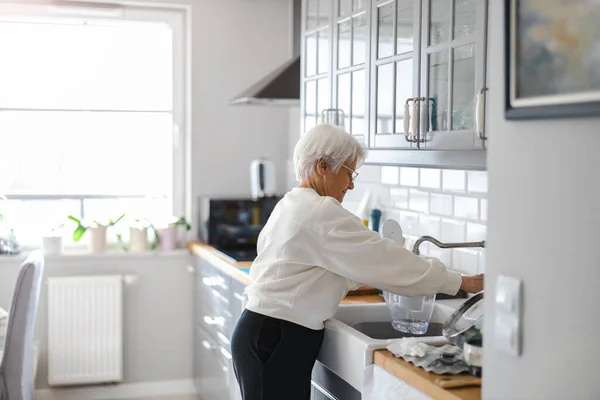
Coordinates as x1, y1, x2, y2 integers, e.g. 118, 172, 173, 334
233, 292, 245, 302
202, 277, 216, 287
403, 103, 411, 141
202, 340, 216, 350
410, 101, 420, 143
187, 265, 195, 274
220, 347, 232, 360
204, 315, 225, 327
476, 88, 488, 141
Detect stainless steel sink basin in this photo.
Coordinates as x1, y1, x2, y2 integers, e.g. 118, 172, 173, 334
351, 321, 444, 340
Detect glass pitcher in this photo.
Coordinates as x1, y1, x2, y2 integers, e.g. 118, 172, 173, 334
383, 291, 436, 335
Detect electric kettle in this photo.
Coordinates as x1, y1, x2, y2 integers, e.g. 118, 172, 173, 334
250, 158, 276, 199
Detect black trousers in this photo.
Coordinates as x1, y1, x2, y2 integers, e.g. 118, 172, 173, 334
231, 309, 325, 400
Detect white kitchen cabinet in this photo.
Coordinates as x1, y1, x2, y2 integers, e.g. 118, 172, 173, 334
302, 0, 488, 169
193, 255, 246, 400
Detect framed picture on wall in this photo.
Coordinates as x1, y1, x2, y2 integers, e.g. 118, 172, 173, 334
505, 0, 600, 120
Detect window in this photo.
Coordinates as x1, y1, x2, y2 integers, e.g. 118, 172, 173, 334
0, 3, 188, 246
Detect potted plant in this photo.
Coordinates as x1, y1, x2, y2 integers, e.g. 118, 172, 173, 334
156, 216, 191, 251
117, 217, 159, 252
68, 214, 125, 253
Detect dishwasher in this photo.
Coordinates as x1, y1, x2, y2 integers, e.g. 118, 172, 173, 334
311, 361, 361, 400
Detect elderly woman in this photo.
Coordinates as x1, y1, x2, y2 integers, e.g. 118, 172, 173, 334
231, 124, 484, 400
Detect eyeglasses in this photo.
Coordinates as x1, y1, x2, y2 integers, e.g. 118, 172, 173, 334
340, 164, 359, 182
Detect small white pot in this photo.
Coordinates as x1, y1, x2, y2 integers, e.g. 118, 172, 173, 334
88, 226, 107, 253
41, 236, 63, 255
129, 227, 148, 252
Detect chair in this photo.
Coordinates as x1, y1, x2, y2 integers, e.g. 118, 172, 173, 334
0, 251, 45, 400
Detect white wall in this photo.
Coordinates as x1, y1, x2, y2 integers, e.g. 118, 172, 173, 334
0, 251, 193, 390
175, 0, 292, 228
483, 1, 600, 399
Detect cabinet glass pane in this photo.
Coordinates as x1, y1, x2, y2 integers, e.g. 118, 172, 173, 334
429, 0, 450, 46
351, 69, 366, 135
376, 63, 394, 134
318, 0, 332, 28
453, 0, 476, 39
307, 0, 318, 31
317, 29, 330, 74
338, 20, 351, 69
377, 2, 394, 59
451, 44, 475, 130
337, 73, 351, 129
305, 80, 317, 131
339, 0, 352, 17
352, 13, 368, 65
428, 51, 449, 131
353, 0, 366, 12
396, 0, 414, 54
306, 33, 318, 77
395, 59, 413, 133
317, 78, 330, 123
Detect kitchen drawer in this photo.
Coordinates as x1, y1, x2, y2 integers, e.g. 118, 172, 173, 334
194, 325, 229, 400
195, 257, 232, 299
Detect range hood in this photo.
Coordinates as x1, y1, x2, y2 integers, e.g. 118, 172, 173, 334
230, 0, 301, 106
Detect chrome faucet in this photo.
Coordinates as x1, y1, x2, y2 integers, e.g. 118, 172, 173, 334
412, 235, 486, 256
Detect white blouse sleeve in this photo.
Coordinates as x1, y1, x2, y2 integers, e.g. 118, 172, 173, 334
321, 215, 462, 296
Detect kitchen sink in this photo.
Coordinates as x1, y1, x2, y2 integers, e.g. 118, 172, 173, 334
351, 321, 444, 340
318, 299, 467, 393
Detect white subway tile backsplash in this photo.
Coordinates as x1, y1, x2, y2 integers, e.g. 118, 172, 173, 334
467, 171, 488, 193
390, 188, 409, 209
441, 218, 466, 242
419, 215, 441, 238
428, 245, 453, 267
409, 189, 429, 213
353, 167, 486, 249
381, 166, 400, 185
430, 193, 453, 216
452, 249, 480, 275
454, 196, 479, 219
420, 169, 441, 189
400, 167, 419, 187
466, 223, 487, 242
357, 165, 381, 183
480, 199, 488, 221
442, 170, 466, 192
398, 211, 420, 236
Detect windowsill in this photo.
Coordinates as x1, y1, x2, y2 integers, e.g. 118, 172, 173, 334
0, 245, 190, 264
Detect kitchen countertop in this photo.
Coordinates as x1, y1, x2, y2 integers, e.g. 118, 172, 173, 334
187, 241, 383, 302
374, 350, 481, 400
188, 241, 479, 400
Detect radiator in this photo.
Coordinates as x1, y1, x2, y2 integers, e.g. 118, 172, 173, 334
47, 275, 123, 386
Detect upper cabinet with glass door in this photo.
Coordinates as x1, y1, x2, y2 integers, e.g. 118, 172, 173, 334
332, 0, 370, 145
302, 0, 334, 134
419, 0, 487, 150
369, 0, 420, 150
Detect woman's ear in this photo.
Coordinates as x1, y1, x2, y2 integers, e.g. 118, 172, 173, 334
315, 159, 327, 176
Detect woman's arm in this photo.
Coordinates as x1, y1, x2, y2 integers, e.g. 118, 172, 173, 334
321, 215, 467, 296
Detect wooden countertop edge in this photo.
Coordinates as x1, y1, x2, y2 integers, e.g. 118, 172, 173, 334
187, 242, 384, 303
373, 350, 481, 400
187, 242, 253, 285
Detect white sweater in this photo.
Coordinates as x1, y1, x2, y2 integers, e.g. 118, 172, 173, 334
245, 187, 462, 330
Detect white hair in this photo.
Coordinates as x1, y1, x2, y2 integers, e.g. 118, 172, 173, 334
293, 124, 367, 182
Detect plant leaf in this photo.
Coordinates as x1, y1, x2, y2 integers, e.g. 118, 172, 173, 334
67, 215, 81, 225
72, 225, 87, 242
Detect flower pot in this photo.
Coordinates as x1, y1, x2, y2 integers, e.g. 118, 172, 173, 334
88, 226, 107, 253
129, 227, 149, 252
41, 236, 63, 255
158, 226, 178, 251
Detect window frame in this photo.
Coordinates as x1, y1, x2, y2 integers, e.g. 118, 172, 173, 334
0, 0, 192, 247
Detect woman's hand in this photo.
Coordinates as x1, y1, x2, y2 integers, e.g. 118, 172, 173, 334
460, 274, 484, 293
